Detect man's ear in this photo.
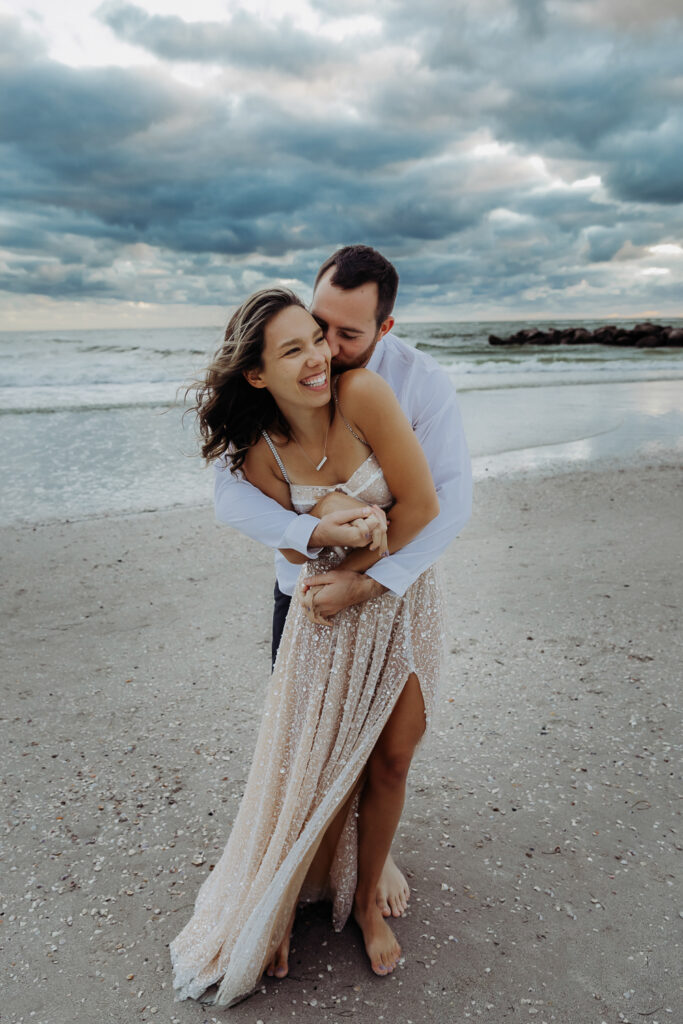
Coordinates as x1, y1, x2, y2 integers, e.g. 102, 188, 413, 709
244, 368, 267, 389
378, 315, 395, 340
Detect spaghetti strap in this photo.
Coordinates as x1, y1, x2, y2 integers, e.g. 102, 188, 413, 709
332, 377, 370, 447
261, 430, 292, 485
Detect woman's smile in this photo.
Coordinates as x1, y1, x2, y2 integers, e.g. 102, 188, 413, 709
299, 369, 328, 392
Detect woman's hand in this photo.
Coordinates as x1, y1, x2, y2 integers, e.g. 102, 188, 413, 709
321, 503, 387, 551
349, 504, 388, 556
309, 491, 388, 550
299, 581, 334, 626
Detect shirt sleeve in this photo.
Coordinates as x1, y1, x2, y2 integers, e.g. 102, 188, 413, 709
214, 457, 322, 557
365, 364, 472, 596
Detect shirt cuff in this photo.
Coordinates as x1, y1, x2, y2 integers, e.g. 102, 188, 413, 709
280, 513, 323, 558
365, 557, 414, 598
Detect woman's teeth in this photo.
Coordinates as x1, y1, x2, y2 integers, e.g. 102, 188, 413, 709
301, 373, 327, 388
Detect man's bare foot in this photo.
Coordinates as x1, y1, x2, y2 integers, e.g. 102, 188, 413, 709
375, 853, 410, 918
354, 899, 402, 976
266, 905, 296, 980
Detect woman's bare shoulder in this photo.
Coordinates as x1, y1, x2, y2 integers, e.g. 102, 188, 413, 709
243, 434, 287, 488
242, 434, 293, 508
242, 433, 266, 470
336, 367, 394, 405
335, 368, 397, 432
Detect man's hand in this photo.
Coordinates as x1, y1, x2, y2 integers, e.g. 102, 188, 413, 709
309, 502, 387, 550
300, 569, 387, 620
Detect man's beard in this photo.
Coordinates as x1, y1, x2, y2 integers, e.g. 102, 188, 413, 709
331, 333, 380, 372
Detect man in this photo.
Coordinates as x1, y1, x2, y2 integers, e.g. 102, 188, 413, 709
213, 244, 472, 921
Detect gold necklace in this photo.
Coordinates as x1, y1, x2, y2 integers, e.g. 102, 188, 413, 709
290, 418, 330, 471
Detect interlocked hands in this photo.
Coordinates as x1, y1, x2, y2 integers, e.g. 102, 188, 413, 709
346, 502, 388, 556
309, 493, 388, 552
302, 494, 389, 626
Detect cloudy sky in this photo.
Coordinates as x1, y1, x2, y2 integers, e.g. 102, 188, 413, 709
1, 0, 682, 328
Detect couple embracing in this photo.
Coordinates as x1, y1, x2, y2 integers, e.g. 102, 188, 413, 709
170, 245, 472, 1006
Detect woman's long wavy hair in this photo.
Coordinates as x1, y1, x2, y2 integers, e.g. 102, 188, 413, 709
188, 287, 306, 472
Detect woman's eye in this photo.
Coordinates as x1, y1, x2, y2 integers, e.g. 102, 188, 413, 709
284, 347, 300, 356
314, 336, 325, 344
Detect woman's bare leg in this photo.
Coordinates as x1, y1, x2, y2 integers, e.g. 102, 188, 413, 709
266, 902, 297, 979
354, 674, 426, 974
305, 779, 409, 917
306, 490, 411, 918
266, 677, 423, 981
266, 784, 364, 981
306, 785, 360, 890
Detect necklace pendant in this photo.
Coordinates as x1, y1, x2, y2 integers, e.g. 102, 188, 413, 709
315, 456, 328, 471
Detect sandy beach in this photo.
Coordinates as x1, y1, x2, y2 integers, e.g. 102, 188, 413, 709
4, 2, 683, 1018
2, 458, 681, 1024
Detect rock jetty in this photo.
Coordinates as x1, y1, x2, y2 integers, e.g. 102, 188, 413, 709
489, 322, 683, 347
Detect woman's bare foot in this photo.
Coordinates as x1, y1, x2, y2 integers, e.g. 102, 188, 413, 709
266, 905, 296, 979
376, 853, 410, 918
354, 899, 402, 976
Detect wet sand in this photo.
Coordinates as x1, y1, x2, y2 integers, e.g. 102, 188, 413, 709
2, 459, 681, 1023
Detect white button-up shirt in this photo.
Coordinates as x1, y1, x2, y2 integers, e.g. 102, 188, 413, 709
213, 331, 472, 596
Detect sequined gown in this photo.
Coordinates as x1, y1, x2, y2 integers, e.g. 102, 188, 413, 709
170, 452, 444, 1006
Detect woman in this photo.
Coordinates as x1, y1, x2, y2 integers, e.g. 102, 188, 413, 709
170, 288, 444, 1005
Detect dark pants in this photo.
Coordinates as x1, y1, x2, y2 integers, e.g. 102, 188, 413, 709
272, 582, 292, 669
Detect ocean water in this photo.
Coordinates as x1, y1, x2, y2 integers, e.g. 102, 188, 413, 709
2, 319, 682, 524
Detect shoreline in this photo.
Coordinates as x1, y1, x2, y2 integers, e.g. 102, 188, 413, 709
2, 461, 681, 1023
2, 376, 682, 529
453, 368, 683, 391
5, 447, 681, 531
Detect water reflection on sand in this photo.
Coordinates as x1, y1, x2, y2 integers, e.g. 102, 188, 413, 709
461, 379, 683, 479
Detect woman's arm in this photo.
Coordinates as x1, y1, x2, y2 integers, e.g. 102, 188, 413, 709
242, 439, 385, 564
332, 369, 440, 574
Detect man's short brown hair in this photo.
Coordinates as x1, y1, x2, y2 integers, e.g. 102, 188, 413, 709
315, 245, 399, 327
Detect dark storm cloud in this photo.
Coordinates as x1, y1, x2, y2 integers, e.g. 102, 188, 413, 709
0, 21, 463, 269
0, 261, 118, 298
604, 114, 683, 205
1, 1, 682, 313
96, 1, 337, 72
512, 0, 547, 38
583, 226, 632, 263
384, 2, 681, 152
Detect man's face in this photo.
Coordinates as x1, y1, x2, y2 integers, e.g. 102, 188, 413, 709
310, 268, 394, 371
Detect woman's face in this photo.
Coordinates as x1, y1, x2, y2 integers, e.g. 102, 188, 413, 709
248, 304, 331, 410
